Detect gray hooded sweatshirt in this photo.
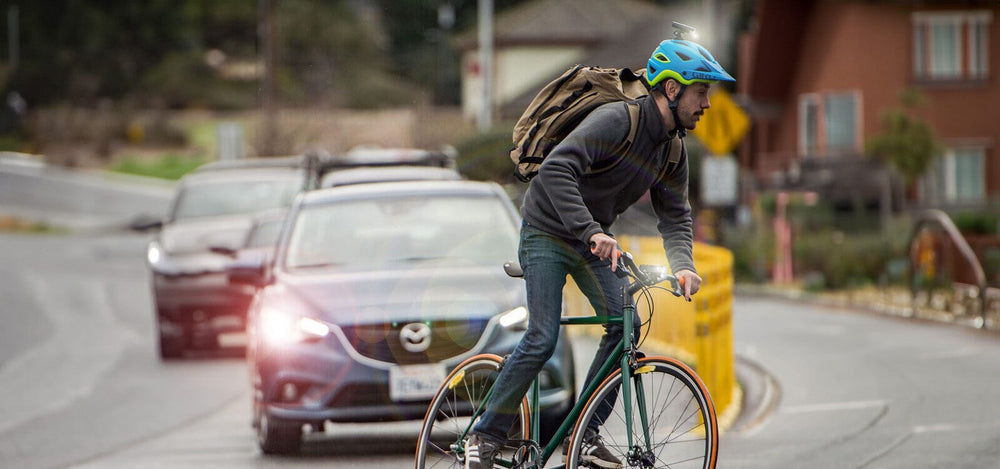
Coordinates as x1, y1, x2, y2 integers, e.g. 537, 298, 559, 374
520, 94, 696, 274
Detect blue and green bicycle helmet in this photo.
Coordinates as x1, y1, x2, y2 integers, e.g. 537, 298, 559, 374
645, 38, 734, 135
646, 39, 735, 88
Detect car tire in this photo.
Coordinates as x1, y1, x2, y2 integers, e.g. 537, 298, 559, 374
257, 413, 302, 455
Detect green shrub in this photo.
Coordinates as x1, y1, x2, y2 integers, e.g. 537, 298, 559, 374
111, 153, 205, 180
952, 211, 998, 235
719, 223, 773, 283
452, 123, 517, 184
792, 230, 908, 289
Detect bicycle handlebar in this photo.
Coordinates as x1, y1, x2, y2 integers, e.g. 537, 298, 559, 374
616, 251, 685, 299
504, 250, 685, 300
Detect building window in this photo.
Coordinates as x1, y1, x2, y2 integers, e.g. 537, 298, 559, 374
922, 146, 987, 203
798, 94, 819, 155
797, 91, 860, 157
824, 93, 857, 153
912, 11, 992, 81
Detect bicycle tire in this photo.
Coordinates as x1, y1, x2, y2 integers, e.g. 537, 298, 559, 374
567, 356, 718, 469
414, 354, 531, 468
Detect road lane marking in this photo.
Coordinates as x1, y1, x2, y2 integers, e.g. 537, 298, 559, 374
782, 399, 888, 414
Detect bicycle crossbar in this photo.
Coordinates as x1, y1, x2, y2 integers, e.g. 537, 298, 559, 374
559, 315, 622, 325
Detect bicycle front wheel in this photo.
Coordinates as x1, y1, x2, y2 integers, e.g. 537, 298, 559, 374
414, 354, 530, 469
567, 356, 719, 469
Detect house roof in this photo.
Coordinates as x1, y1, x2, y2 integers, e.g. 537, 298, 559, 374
495, 1, 707, 118
456, 0, 667, 49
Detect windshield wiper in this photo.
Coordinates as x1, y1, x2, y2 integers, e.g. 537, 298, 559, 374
289, 262, 343, 269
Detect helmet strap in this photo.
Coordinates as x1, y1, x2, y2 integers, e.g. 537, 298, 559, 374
660, 83, 688, 138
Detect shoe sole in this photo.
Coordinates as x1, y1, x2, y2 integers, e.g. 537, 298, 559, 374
579, 455, 623, 469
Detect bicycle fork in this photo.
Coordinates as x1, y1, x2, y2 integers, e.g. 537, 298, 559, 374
621, 285, 657, 466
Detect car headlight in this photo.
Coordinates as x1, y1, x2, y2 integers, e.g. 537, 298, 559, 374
498, 306, 528, 331
147, 241, 164, 265
258, 307, 330, 345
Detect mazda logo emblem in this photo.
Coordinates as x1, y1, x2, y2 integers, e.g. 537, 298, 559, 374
400, 323, 432, 353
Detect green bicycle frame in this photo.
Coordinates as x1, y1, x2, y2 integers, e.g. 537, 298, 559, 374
461, 286, 650, 468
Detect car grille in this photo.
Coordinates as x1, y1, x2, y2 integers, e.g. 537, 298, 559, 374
340, 319, 489, 365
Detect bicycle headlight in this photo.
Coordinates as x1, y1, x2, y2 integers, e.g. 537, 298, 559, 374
259, 307, 330, 345
498, 306, 529, 330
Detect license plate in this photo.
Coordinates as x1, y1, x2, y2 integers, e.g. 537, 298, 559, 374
389, 363, 447, 402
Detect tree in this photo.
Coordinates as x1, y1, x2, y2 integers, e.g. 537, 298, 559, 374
865, 89, 939, 190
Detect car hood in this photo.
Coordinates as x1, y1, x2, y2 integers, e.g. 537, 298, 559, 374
159, 215, 253, 255
271, 264, 525, 325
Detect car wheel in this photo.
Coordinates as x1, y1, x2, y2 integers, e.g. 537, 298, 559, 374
257, 412, 302, 455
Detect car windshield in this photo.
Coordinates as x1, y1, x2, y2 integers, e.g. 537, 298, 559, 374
247, 218, 284, 248
284, 194, 518, 269
172, 178, 301, 220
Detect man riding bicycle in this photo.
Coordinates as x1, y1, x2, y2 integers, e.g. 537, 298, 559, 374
464, 36, 735, 469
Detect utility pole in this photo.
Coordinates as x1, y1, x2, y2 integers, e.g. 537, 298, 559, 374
7, 5, 18, 70
477, 0, 493, 131
703, 0, 717, 52
259, 0, 277, 156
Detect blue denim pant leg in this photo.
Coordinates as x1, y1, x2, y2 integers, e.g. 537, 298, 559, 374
471, 224, 578, 444
472, 224, 638, 444
569, 250, 639, 433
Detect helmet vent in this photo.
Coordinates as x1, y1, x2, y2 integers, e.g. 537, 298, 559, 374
695, 45, 713, 61
675, 51, 692, 62
654, 53, 669, 63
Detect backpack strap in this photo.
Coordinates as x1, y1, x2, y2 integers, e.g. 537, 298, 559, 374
588, 101, 640, 175
668, 134, 683, 164
654, 134, 685, 181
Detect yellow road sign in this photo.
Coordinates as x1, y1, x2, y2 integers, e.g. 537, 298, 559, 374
691, 88, 750, 156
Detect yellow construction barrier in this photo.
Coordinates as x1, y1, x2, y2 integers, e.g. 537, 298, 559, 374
564, 236, 739, 432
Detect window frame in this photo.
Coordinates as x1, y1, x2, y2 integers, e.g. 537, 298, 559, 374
912, 10, 993, 82
797, 90, 862, 157
920, 145, 988, 204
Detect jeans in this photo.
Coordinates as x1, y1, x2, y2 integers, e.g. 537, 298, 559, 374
471, 223, 639, 444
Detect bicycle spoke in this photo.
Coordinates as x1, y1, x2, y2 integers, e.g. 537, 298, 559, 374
569, 358, 716, 469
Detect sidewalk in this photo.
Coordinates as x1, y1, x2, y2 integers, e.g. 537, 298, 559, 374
738, 283, 997, 331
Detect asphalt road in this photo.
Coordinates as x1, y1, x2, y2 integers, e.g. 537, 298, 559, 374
4, 157, 1000, 468
721, 296, 1000, 468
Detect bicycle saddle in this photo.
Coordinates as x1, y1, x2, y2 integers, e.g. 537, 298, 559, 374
503, 261, 524, 278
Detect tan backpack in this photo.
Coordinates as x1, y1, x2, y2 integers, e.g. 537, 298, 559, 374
509, 65, 650, 182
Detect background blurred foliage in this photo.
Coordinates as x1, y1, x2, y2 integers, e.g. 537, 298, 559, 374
0, 0, 547, 110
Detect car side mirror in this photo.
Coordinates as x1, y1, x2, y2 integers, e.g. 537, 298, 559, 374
129, 213, 163, 232
227, 254, 269, 288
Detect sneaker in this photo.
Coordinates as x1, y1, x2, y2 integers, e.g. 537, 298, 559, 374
567, 428, 622, 469
464, 434, 499, 469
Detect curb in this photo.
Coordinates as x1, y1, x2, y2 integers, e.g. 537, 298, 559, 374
727, 355, 781, 437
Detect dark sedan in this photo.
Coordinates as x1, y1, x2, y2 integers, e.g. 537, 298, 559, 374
231, 180, 575, 454
146, 162, 309, 358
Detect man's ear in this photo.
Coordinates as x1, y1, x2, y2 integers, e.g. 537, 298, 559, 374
663, 79, 681, 101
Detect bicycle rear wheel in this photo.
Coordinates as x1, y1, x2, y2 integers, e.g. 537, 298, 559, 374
414, 354, 530, 468
567, 356, 718, 469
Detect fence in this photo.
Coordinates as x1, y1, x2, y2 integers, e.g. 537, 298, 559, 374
564, 236, 739, 431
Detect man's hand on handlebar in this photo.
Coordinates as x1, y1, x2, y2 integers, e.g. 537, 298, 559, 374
589, 233, 620, 272
673, 269, 701, 301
